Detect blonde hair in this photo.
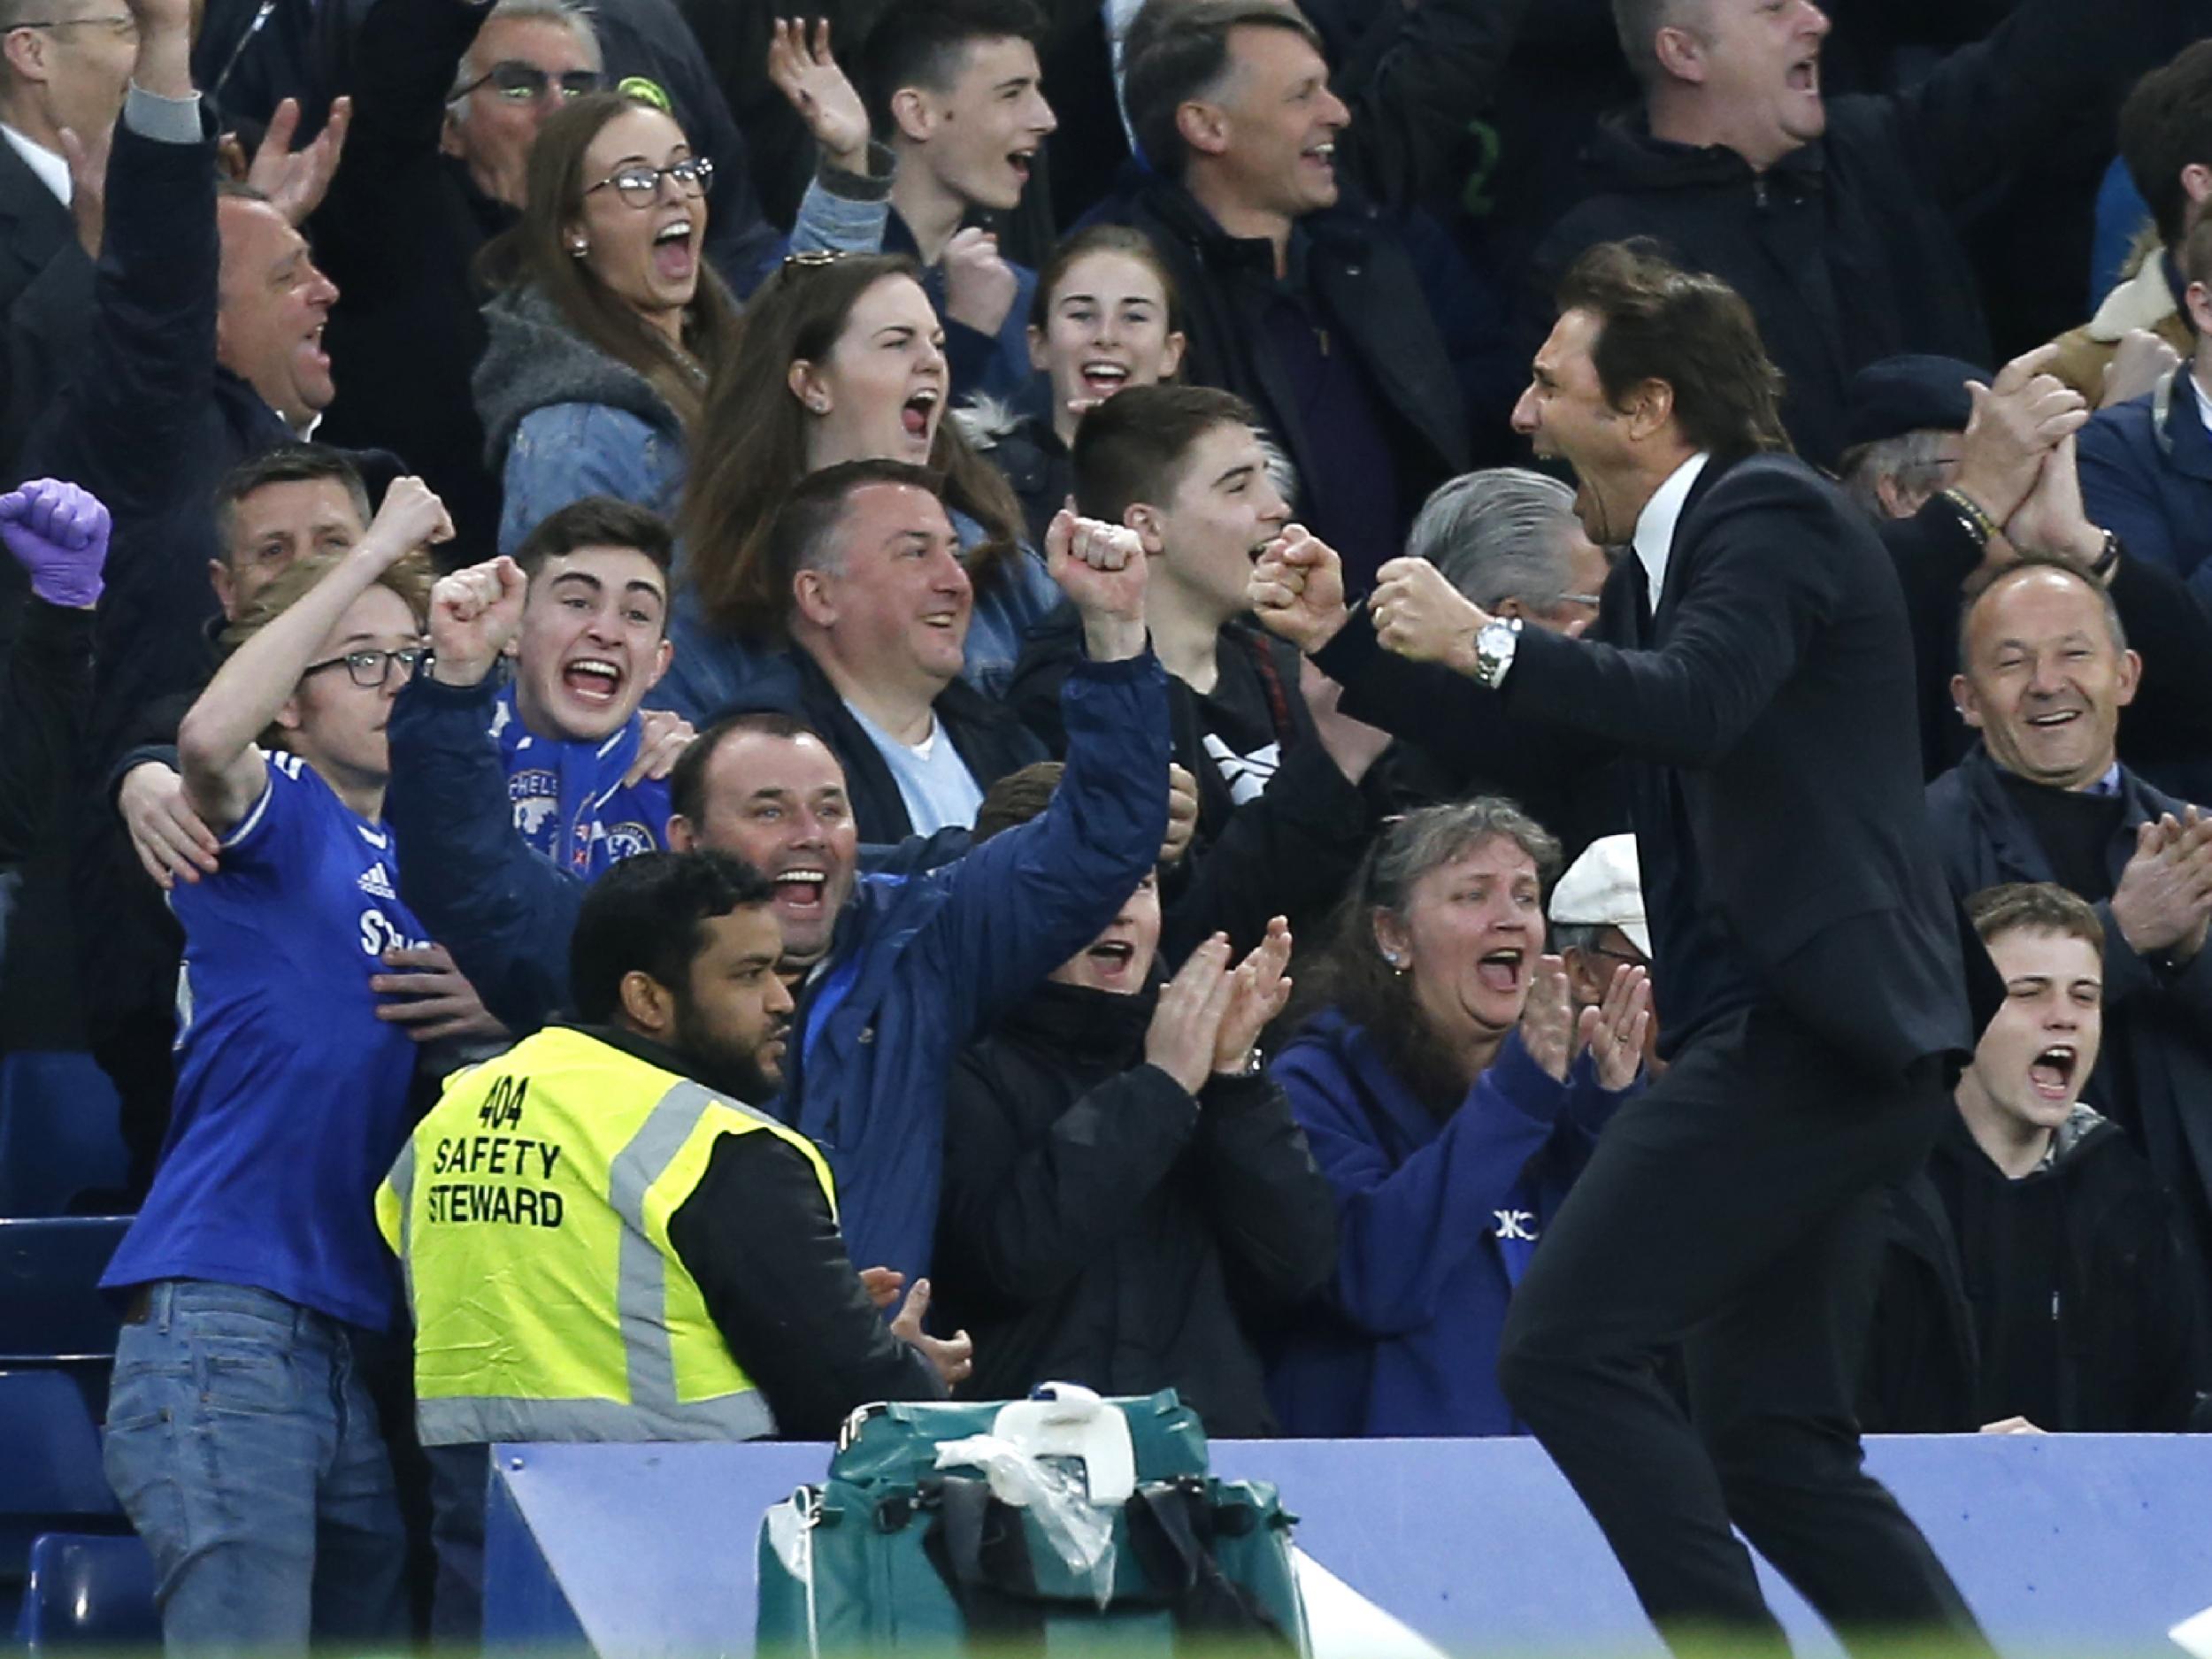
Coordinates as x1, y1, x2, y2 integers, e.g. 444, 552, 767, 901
220, 551, 434, 749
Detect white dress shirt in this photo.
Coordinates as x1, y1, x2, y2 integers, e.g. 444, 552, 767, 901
0, 123, 71, 207
1631, 452, 1711, 615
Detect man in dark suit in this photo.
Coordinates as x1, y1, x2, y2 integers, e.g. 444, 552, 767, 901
1249, 242, 1985, 1648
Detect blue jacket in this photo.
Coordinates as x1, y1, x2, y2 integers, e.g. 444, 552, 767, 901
886, 210, 1039, 404
658, 512, 1061, 722
489, 683, 672, 877
2078, 368, 2212, 603
1265, 1011, 1629, 1438
385, 650, 1170, 1285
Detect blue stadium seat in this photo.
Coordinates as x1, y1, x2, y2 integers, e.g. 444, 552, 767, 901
12, 1535, 157, 1654
0, 1054, 129, 1218
0, 1217, 128, 1366
0, 1370, 125, 1633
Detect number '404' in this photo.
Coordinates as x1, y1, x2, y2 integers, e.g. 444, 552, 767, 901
479, 1076, 528, 1131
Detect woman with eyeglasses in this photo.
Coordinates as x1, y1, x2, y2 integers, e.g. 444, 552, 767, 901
1262, 799, 1652, 1440
660, 250, 1061, 720
98, 481, 455, 1648
473, 79, 887, 556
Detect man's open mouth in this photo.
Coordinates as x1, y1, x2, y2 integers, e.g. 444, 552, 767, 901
773, 869, 826, 911
2029, 1044, 2078, 1101
562, 657, 623, 703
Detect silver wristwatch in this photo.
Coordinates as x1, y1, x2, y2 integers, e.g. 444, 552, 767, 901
1472, 616, 1523, 688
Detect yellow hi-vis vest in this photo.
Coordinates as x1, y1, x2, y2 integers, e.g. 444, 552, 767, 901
374, 1025, 836, 1446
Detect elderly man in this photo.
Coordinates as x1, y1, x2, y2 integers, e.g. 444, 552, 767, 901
1927, 553, 2212, 1294
1532, 0, 2192, 466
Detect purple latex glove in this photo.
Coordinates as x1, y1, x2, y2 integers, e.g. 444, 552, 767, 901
0, 479, 110, 609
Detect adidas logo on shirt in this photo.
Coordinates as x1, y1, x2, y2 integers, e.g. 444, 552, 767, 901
357, 862, 397, 902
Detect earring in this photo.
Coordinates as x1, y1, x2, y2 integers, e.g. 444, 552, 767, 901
569, 239, 589, 257
1384, 952, 1407, 975
806, 396, 828, 412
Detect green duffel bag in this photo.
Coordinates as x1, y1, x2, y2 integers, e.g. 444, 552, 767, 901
757, 1385, 1310, 1655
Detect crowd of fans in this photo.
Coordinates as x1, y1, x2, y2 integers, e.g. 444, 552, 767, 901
4, 0, 2212, 1641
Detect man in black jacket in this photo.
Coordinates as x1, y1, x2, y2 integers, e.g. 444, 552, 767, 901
764, 459, 1048, 843
0, 479, 105, 864
1532, 0, 2195, 467
934, 765, 1333, 1437
1860, 881, 2212, 1436
1109, 0, 1532, 589
1928, 555, 2212, 1289
1011, 383, 1388, 960
1250, 242, 1983, 1647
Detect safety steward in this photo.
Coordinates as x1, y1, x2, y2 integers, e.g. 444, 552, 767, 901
377, 850, 968, 1640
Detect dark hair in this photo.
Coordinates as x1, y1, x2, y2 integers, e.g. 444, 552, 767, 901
1957, 549, 2129, 671
211, 444, 372, 563
1289, 800, 1563, 1114
858, 0, 1047, 136
1967, 881, 2106, 956
973, 760, 1065, 842
1554, 240, 1789, 462
511, 495, 676, 582
2182, 210, 2212, 292
766, 458, 946, 602
2119, 41, 2212, 248
1028, 223, 1187, 335
667, 710, 833, 826
680, 254, 1023, 638
569, 849, 777, 1023
1123, 0, 1323, 180
1072, 383, 1256, 522
478, 91, 741, 430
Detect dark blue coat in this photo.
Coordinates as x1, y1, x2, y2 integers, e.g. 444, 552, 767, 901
385, 649, 1170, 1286
2079, 369, 2212, 605
1265, 1011, 1628, 1438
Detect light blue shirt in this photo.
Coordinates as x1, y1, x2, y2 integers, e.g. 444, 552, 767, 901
843, 702, 983, 835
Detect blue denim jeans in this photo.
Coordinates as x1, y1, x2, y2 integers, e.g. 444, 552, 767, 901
102, 1280, 408, 1655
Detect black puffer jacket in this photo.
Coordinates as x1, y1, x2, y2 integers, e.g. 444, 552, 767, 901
1528, 0, 2195, 465
933, 979, 1337, 1438
1861, 1109, 2212, 1433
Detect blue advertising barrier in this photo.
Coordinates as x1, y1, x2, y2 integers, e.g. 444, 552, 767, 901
482, 1434, 2212, 1655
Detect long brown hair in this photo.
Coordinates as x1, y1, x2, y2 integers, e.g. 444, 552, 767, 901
679, 253, 1025, 641
477, 91, 741, 430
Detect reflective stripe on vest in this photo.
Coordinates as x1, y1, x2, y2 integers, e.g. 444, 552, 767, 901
385, 1063, 795, 1445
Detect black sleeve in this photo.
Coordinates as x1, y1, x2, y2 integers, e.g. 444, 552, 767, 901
1191, 1071, 1338, 1308
0, 599, 93, 864
1159, 740, 1373, 964
1876, 503, 1983, 780
938, 1055, 1198, 1305
2108, 549, 2212, 768
1311, 603, 1600, 791
664, 1128, 944, 1440
1340, 0, 1536, 211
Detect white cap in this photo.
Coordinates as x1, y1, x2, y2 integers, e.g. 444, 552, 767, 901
1548, 834, 1651, 960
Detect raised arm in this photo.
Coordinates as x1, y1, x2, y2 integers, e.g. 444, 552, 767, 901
21, 0, 211, 517
177, 480, 450, 831
926, 512, 1171, 1034
0, 482, 108, 862
385, 555, 585, 1032
1901, 0, 2195, 211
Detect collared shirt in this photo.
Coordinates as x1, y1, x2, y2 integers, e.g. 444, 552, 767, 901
1632, 452, 1711, 615
0, 123, 69, 206
2084, 762, 2124, 798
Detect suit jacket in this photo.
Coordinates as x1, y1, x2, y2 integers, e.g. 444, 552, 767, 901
1316, 451, 1977, 1079
0, 133, 70, 322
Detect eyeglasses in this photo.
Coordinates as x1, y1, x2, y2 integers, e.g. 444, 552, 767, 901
8, 12, 135, 33
1581, 942, 1648, 970
584, 154, 714, 209
456, 61, 603, 105
302, 647, 428, 689
1555, 593, 1603, 609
